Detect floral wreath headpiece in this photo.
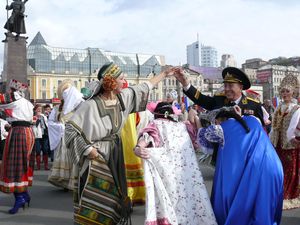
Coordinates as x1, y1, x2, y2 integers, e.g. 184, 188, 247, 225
279, 73, 299, 98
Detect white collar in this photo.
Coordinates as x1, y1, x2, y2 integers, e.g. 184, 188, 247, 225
233, 95, 243, 105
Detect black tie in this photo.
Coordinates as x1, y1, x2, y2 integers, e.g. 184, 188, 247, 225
227, 101, 236, 106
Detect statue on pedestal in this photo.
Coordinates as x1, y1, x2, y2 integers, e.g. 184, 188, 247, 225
4, 0, 28, 40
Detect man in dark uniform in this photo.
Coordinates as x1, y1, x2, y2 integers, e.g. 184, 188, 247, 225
174, 66, 264, 165
174, 66, 264, 126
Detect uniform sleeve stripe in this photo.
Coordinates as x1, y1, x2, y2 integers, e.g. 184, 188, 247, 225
194, 90, 200, 99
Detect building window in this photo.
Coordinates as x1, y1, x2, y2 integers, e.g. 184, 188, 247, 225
42, 79, 46, 87
42, 91, 46, 99
58, 80, 62, 86
74, 81, 78, 88
85, 81, 89, 87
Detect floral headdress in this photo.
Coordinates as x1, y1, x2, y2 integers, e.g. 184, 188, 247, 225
279, 73, 299, 98
86, 62, 123, 98
98, 62, 122, 92
9, 79, 28, 92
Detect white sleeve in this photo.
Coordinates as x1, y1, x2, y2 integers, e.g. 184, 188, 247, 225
261, 106, 269, 121
48, 108, 65, 151
43, 114, 48, 126
287, 108, 300, 141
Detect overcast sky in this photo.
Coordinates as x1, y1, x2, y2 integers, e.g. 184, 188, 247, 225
1, 0, 300, 70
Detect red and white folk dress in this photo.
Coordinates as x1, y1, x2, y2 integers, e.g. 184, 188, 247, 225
0, 92, 35, 193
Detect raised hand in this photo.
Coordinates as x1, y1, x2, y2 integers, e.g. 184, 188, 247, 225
162, 66, 176, 77
172, 67, 190, 87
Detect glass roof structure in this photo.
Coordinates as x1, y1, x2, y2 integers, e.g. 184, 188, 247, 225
28, 32, 165, 77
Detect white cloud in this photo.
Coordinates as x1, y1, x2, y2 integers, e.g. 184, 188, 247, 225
0, 0, 300, 70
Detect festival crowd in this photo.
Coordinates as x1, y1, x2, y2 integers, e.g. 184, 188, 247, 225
0, 63, 299, 225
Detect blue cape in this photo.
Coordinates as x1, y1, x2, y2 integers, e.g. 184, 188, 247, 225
211, 116, 284, 225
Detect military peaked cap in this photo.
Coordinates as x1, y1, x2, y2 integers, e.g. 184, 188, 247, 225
222, 67, 251, 90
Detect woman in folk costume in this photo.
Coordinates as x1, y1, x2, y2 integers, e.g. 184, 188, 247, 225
270, 74, 300, 210
0, 79, 35, 214
48, 79, 84, 190
197, 106, 283, 225
120, 80, 146, 205
134, 102, 217, 225
65, 62, 171, 225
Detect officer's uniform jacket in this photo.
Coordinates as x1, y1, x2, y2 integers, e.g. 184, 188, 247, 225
183, 84, 265, 126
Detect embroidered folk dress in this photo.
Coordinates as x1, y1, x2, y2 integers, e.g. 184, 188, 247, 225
270, 102, 300, 210
65, 83, 150, 225
140, 119, 217, 225
0, 92, 35, 193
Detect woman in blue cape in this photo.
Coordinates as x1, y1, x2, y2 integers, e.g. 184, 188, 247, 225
197, 106, 284, 225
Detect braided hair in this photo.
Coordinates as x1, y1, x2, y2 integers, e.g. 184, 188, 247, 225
215, 110, 250, 133
153, 102, 177, 122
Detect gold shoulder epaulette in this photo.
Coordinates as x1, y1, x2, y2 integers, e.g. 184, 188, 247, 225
246, 97, 260, 103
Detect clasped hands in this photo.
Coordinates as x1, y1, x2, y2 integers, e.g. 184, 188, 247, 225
163, 66, 190, 87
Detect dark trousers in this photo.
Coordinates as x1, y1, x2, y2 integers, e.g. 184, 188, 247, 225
0, 139, 5, 160
35, 138, 48, 156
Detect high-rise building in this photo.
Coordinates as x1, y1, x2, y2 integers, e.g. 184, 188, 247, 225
201, 44, 218, 67
186, 40, 218, 67
220, 54, 237, 68
186, 41, 200, 67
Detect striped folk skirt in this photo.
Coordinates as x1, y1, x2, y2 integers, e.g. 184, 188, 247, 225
74, 155, 131, 225
0, 125, 35, 193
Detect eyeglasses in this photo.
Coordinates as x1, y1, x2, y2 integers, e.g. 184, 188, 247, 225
280, 89, 291, 93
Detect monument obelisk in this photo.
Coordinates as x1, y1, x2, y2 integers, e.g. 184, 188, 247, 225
1, 0, 29, 94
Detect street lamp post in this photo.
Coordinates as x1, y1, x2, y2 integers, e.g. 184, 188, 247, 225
87, 48, 92, 82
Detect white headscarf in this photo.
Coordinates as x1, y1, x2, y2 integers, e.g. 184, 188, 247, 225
62, 86, 84, 115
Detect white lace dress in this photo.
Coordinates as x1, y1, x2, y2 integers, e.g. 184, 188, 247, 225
141, 119, 217, 225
